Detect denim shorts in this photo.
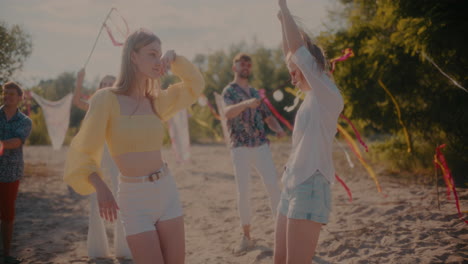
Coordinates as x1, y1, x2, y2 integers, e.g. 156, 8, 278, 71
278, 170, 331, 224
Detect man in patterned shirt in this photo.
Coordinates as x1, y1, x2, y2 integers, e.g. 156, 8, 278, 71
0, 81, 32, 264
222, 53, 286, 253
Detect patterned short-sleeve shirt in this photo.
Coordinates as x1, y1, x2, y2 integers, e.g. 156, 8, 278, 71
0, 106, 32, 182
222, 83, 272, 148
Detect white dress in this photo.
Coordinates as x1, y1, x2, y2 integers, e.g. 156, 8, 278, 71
87, 144, 132, 258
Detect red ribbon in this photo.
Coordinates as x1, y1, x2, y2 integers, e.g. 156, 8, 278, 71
259, 89, 293, 131
336, 174, 352, 202
103, 8, 130, 47
205, 96, 221, 120
339, 114, 368, 152
104, 23, 124, 46
434, 144, 468, 223
330, 48, 354, 74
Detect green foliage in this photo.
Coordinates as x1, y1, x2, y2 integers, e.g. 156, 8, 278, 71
27, 108, 51, 145
0, 21, 32, 84
318, 0, 468, 182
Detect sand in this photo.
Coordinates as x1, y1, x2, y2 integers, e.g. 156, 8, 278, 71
6, 143, 468, 263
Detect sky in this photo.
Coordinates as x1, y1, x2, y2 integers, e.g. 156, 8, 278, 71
0, 0, 334, 88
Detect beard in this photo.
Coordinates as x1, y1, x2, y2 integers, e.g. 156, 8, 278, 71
239, 70, 250, 79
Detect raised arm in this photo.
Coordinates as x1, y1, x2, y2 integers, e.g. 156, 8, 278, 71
73, 68, 90, 111
224, 98, 260, 119
278, 11, 289, 57
154, 54, 205, 121
278, 0, 304, 55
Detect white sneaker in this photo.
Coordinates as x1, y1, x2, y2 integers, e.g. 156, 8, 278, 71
233, 236, 255, 255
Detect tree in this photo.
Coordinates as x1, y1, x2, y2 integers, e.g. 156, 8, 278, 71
0, 21, 32, 84
317, 0, 468, 181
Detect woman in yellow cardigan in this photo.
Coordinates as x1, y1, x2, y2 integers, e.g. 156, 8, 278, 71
64, 28, 205, 264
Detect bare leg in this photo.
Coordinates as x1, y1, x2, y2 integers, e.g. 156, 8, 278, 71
286, 219, 322, 264
273, 213, 287, 264
156, 216, 185, 264
126, 230, 164, 264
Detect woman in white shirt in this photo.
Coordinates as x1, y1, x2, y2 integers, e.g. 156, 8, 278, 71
275, 0, 344, 263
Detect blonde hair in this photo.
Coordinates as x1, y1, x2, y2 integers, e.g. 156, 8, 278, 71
113, 28, 161, 114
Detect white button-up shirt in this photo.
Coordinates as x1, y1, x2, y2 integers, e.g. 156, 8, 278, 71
282, 46, 344, 189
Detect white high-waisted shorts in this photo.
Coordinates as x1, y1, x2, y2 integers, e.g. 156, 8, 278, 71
117, 167, 183, 236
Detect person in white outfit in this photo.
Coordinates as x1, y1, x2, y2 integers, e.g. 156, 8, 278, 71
222, 52, 286, 253
73, 69, 132, 258
274, 0, 344, 263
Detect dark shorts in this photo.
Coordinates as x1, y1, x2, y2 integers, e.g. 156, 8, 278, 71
0, 180, 20, 222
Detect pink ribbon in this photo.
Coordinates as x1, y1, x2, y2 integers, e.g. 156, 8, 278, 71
339, 114, 369, 152
103, 8, 130, 47
330, 48, 354, 73
259, 89, 293, 131
434, 144, 468, 223
205, 95, 222, 120
336, 174, 352, 202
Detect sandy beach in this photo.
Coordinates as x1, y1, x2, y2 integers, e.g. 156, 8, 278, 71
7, 143, 468, 264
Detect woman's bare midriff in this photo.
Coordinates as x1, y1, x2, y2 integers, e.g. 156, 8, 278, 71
113, 150, 164, 177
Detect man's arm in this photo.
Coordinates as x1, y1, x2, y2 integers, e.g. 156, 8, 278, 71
0, 138, 23, 149
2, 117, 33, 150
224, 98, 260, 119
264, 116, 286, 138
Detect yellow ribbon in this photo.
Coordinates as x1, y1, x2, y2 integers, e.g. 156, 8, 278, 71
338, 124, 382, 193
378, 79, 412, 153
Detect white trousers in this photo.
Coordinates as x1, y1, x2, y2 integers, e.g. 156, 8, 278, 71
88, 145, 131, 258
230, 144, 281, 226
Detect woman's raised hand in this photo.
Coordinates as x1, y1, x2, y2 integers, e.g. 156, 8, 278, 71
161, 50, 177, 75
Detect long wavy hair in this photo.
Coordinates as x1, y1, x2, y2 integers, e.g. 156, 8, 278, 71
113, 28, 161, 114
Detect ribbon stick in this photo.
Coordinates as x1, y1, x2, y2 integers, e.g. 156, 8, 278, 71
338, 124, 382, 193
84, 8, 129, 67
378, 79, 412, 153
259, 89, 293, 131
339, 114, 368, 152
83, 8, 114, 68
335, 174, 352, 202
434, 144, 468, 223
422, 52, 468, 93
330, 48, 354, 74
